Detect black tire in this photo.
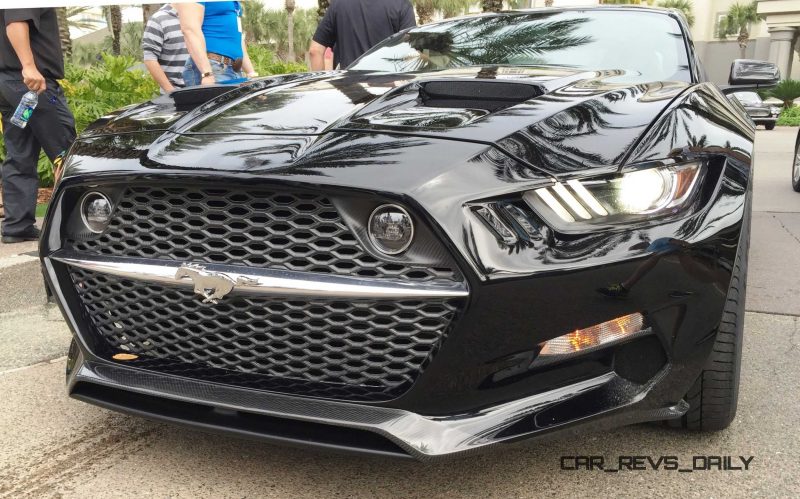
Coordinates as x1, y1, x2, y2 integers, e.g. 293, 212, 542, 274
793, 132, 800, 192
668, 211, 749, 431
765, 123, 775, 130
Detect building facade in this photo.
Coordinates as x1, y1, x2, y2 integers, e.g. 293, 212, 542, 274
757, 0, 800, 80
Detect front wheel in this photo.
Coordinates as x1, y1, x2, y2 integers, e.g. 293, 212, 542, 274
668, 211, 749, 431
765, 123, 775, 130
793, 134, 800, 192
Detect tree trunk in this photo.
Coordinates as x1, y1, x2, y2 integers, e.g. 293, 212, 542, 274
142, 3, 160, 25
416, 4, 434, 25
318, 0, 330, 21
56, 7, 72, 59
738, 27, 749, 59
110, 5, 122, 56
482, 0, 503, 12
286, 0, 296, 61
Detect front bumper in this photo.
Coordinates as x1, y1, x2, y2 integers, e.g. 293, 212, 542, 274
66, 343, 687, 460
752, 117, 777, 125
43, 146, 750, 458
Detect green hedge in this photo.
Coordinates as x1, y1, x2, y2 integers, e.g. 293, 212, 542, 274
1, 49, 307, 187
777, 106, 800, 126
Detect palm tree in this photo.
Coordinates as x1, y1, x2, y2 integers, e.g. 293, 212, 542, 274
600, 0, 653, 5
415, 1, 436, 24
482, 0, 503, 12
286, 0, 296, 61
318, 0, 330, 21
242, 1, 269, 45
102, 5, 123, 56
770, 79, 800, 108
658, 0, 695, 27
413, 1, 473, 24
56, 8, 72, 58
442, 0, 474, 18
56, 6, 98, 59
384, 15, 591, 72
142, 4, 160, 24
718, 1, 761, 58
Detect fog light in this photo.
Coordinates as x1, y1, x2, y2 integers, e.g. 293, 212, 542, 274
368, 204, 414, 255
81, 192, 112, 233
537, 313, 648, 363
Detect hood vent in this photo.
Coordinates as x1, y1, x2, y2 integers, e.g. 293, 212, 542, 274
419, 80, 543, 112
170, 84, 240, 111
349, 79, 545, 130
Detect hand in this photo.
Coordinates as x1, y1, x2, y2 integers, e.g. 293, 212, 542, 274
201, 74, 216, 86
163, 83, 176, 93
22, 65, 46, 94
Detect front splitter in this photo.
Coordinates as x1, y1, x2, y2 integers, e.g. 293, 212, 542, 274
67, 348, 687, 460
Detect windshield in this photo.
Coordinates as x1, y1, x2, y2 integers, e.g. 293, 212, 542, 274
350, 10, 691, 83
733, 91, 762, 104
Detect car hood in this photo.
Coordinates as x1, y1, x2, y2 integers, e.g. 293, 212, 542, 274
75, 67, 690, 179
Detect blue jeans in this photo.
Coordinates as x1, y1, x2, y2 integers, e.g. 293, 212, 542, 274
183, 58, 243, 86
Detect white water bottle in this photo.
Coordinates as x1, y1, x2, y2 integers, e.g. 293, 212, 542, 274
10, 91, 38, 128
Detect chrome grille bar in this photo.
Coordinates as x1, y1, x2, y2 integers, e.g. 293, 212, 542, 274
50, 251, 469, 300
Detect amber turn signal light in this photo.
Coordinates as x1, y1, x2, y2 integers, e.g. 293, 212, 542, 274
537, 313, 647, 363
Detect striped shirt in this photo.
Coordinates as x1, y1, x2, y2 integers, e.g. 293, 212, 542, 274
142, 4, 189, 89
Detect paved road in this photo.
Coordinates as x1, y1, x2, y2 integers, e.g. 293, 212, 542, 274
1, 129, 799, 498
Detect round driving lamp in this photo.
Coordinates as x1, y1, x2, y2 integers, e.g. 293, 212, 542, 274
368, 204, 414, 255
81, 192, 113, 233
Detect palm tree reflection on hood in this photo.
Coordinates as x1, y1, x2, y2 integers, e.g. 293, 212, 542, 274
382, 15, 592, 72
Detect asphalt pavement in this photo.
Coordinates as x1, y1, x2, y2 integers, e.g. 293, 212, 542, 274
0, 129, 798, 498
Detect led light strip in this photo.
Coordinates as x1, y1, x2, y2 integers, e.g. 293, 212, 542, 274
567, 180, 608, 216
474, 206, 519, 244
552, 183, 592, 220
527, 189, 575, 223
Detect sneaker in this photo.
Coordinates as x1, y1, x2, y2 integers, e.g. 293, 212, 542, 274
1, 227, 40, 243
596, 283, 629, 298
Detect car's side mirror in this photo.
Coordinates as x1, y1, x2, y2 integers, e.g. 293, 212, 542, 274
724, 59, 780, 93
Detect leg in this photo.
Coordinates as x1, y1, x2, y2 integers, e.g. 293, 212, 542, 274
27, 79, 76, 164
0, 79, 41, 237
621, 252, 664, 290
183, 59, 200, 87
210, 60, 241, 83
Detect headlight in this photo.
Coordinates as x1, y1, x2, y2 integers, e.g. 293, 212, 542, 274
770, 106, 781, 115
524, 162, 703, 232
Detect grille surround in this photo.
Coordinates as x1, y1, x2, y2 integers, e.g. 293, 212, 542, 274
66, 185, 459, 283
70, 268, 462, 402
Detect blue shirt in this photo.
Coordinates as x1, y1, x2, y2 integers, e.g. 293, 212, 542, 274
200, 1, 242, 60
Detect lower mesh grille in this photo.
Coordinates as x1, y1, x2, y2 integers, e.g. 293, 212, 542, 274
70, 268, 460, 401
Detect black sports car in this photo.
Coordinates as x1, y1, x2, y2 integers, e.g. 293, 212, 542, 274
729, 91, 780, 129
42, 7, 779, 460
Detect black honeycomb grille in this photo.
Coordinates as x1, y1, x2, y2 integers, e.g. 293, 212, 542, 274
65, 185, 457, 282
70, 268, 461, 401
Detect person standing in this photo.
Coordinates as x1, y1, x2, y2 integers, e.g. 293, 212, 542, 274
142, 3, 189, 94
176, 1, 256, 86
0, 8, 75, 243
309, 0, 416, 70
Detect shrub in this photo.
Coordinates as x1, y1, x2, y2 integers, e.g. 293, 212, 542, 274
61, 54, 159, 132
777, 106, 800, 126
1, 54, 158, 187
2, 51, 307, 188
248, 45, 308, 75
769, 79, 800, 108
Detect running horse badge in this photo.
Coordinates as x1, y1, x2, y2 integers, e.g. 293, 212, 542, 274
175, 264, 255, 304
